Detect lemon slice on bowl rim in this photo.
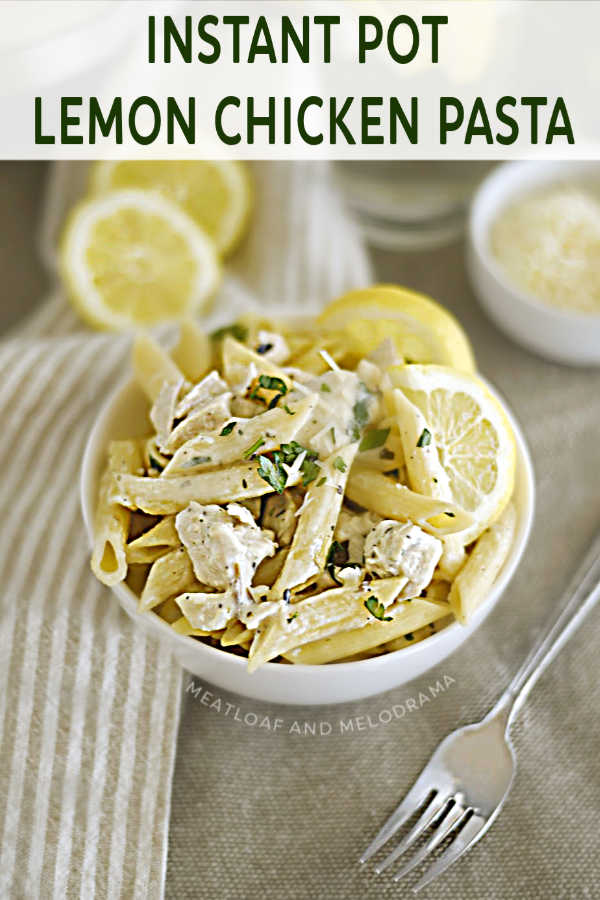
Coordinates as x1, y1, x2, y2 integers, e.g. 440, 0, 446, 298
89, 160, 253, 257
59, 189, 221, 331
318, 284, 476, 373
390, 364, 516, 541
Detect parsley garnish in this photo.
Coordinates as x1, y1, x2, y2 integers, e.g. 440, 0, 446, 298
210, 323, 248, 342
257, 374, 288, 395
283, 404, 295, 415
301, 457, 321, 486
181, 455, 212, 468
220, 421, 236, 436
329, 427, 336, 444
333, 456, 347, 473
243, 437, 265, 459
417, 428, 432, 448
257, 454, 287, 494
280, 441, 321, 486
327, 541, 349, 568
350, 384, 372, 440
359, 427, 390, 453
364, 596, 393, 622
320, 383, 331, 393
316, 476, 327, 487
148, 454, 164, 473
287, 612, 298, 623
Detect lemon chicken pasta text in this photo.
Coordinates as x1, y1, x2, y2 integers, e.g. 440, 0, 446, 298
90, 287, 517, 670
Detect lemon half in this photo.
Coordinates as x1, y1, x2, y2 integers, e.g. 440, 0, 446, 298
89, 160, 252, 257
390, 364, 516, 539
60, 189, 221, 330
318, 284, 476, 373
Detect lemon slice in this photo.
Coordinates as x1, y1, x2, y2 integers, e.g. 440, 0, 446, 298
318, 285, 476, 373
59, 189, 221, 330
89, 160, 252, 256
390, 364, 516, 538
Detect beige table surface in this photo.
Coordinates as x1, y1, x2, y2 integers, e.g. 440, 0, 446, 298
2, 163, 599, 900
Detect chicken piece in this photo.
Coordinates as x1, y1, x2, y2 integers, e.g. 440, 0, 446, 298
334, 508, 382, 563
175, 371, 229, 419
261, 490, 300, 547
150, 378, 184, 450
175, 502, 276, 600
164, 393, 232, 452
364, 521, 442, 595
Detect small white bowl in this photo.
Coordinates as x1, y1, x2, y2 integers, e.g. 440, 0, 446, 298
81, 378, 534, 706
468, 161, 600, 366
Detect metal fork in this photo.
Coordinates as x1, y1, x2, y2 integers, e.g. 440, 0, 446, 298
360, 529, 600, 892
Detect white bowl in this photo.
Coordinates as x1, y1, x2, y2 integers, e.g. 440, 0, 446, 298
468, 161, 600, 366
81, 378, 535, 706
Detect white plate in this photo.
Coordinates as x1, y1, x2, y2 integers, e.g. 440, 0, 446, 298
468, 161, 600, 367
81, 376, 535, 706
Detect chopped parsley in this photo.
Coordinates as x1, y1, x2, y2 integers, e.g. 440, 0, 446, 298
359, 427, 390, 453
329, 427, 336, 444
326, 540, 349, 568
257, 454, 287, 494
148, 454, 164, 473
181, 455, 212, 468
220, 421, 236, 436
301, 457, 321, 486
320, 383, 331, 393
364, 596, 393, 622
287, 612, 298, 623
333, 456, 347, 473
210, 322, 248, 342
316, 476, 327, 487
257, 374, 288, 395
417, 428, 432, 448
350, 383, 372, 441
243, 437, 266, 459
280, 441, 321, 486
268, 392, 284, 409
283, 404, 296, 415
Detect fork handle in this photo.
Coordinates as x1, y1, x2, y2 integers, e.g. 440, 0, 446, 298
490, 529, 600, 731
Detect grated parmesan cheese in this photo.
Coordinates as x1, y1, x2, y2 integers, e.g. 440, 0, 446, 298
491, 184, 600, 314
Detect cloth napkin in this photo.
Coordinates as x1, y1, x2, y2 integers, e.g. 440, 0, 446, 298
0, 161, 372, 899
166, 245, 600, 899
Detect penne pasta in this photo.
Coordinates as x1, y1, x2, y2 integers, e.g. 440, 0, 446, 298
346, 468, 475, 537
91, 439, 143, 587
109, 461, 304, 515
163, 394, 317, 474
284, 598, 450, 665
126, 516, 180, 564
139, 547, 195, 612
248, 577, 408, 671
170, 319, 212, 383
449, 503, 517, 624
272, 443, 358, 596
132, 333, 186, 402
385, 387, 452, 499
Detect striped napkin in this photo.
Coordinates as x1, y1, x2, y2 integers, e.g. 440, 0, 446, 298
0, 162, 372, 898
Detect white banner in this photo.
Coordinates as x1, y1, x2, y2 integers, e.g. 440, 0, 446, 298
1, 0, 598, 159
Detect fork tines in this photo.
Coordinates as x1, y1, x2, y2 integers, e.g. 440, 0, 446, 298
361, 787, 487, 892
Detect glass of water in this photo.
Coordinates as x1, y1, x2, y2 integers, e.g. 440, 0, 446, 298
334, 161, 497, 250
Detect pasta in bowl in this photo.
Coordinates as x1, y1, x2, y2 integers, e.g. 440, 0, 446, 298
81, 290, 534, 704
